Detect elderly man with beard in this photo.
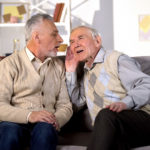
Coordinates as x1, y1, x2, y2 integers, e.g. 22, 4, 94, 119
0, 13, 72, 150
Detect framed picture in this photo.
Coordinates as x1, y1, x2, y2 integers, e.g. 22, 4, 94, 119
139, 15, 150, 41
0, 2, 30, 23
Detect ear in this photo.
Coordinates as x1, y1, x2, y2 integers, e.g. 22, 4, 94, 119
94, 35, 102, 48
32, 31, 40, 44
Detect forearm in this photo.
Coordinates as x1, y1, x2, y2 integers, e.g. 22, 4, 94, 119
66, 72, 86, 110
0, 101, 30, 123
54, 73, 73, 128
118, 55, 150, 109
0, 62, 30, 123
122, 78, 150, 109
55, 102, 73, 128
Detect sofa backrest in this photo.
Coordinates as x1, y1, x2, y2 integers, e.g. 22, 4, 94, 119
58, 55, 150, 76
133, 56, 150, 75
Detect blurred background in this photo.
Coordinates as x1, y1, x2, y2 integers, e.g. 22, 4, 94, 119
0, 0, 150, 56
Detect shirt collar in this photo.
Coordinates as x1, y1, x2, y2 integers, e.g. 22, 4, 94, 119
93, 47, 105, 63
25, 47, 51, 63
25, 47, 35, 61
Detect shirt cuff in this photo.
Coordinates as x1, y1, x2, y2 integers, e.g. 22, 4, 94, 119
66, 72, 77, 85
121, 96, 135, 109
26, 112, 32, 122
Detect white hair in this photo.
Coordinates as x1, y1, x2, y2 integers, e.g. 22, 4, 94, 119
71, 26, 101, 39
25, 13, 53, 42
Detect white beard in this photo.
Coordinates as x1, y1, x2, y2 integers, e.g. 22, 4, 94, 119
47, 51, 57, 57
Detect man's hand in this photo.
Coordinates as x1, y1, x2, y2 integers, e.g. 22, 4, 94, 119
28, 110, 59, 130
65, 47, 79, 72
106, 102, 127, 112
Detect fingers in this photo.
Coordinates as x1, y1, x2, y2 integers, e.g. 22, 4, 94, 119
40, 113, 55, 123
40, 111, 57, 123
28, 111, 59, 130
106, 102, 127, 112
28, 110, 57, 124
66, 46, 74, 61
52, 120, 59, 131
65, 48, 79, 72
42, 110, 56, 120
109, 103, 120, 112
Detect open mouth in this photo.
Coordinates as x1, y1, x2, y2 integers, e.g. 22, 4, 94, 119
76, 50, 84, 54
54, 46, 60, 52
55, 46, 59, 49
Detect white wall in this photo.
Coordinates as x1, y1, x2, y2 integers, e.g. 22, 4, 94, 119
113, 0, 150, 56
71, 0, 114, 50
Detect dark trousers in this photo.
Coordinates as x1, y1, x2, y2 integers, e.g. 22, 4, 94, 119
88, 108, 150, 150
0, 121, 58, 150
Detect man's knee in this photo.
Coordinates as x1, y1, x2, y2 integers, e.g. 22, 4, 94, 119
0, 122, 23, 139
0, 122, 25, 149
31, 122, 58, 143
95, 108, 117, 125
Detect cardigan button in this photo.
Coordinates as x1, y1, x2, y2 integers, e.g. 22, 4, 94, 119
41, 91, 44, 96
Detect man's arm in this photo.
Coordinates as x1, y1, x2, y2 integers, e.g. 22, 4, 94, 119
66, 71, 86, 111
0, 58, 31, 123
52, 59, 73, 128
107, 54, 150, 112
119, 55, 150, 108
65, 47, 86, 111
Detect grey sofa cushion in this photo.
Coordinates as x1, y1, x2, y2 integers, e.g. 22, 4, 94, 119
133, 56, 150, 75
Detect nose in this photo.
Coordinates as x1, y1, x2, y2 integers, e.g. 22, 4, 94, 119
74, 40, 80, 48
58, 34, 63, 43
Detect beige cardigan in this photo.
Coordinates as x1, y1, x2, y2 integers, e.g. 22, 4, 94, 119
0, 49, 72, 127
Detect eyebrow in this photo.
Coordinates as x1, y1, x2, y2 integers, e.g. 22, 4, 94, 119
70, 39, 74, 43
53, 30, 58, 33
70, 34, 85, 42
79, 34, 84, 37
51, 30, 58, 35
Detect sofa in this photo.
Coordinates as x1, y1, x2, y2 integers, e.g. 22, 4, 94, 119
0, 55, 150, 150
57, 56, 150, 150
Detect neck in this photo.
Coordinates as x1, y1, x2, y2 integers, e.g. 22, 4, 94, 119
86, 48, 100, 68
85, 57, 95, 68
27, 41, 45, 62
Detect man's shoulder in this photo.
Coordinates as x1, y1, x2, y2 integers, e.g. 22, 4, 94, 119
2, 49, 25, 60
0, 49, 26, 67
104, 50, 123, 62
105, 50, 122, 56
103, 50, 122, 73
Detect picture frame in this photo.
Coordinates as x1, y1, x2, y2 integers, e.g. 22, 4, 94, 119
0, 2, 30, 23
139, 14, 150, 41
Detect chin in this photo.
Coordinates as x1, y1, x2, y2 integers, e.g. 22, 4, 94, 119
77, 55, 86, 62
48, 51, 57, 57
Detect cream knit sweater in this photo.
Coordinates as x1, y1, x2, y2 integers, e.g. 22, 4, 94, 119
0, 49, 72, 127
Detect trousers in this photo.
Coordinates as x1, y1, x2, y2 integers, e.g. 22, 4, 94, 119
0, 121, 58, 150
88, 108, 150, 150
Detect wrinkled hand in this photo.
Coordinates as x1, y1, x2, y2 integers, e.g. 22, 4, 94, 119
65, 47, 79, 72
106, 102, 127, 112
28, 110, 59, 130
